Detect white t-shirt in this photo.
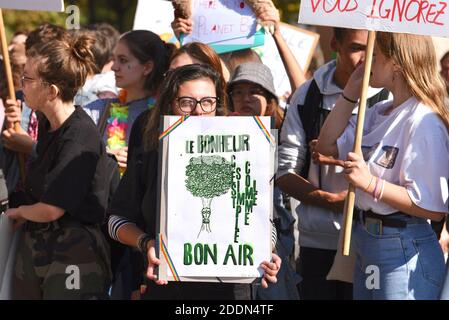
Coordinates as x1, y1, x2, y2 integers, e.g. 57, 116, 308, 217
337, 97, 449, 215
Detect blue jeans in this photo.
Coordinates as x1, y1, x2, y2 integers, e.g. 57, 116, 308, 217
353, 212, 445, 300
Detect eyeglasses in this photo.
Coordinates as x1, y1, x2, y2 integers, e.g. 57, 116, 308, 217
176, 96, 218, 114
229, 87, 266, 100
20, 75, 49, 88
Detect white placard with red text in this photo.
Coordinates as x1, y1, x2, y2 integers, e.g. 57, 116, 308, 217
299, 0, 449, 37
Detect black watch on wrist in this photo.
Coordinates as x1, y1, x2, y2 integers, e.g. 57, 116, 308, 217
138, 234, 152, 254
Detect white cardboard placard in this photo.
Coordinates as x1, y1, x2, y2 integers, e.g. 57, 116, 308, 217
0, 0, 64, 12
183, 0, 258, 45
259, 23, 319, 98
158, 116, 275, 282
299, 0, 449, 38
133, 0, 179, 44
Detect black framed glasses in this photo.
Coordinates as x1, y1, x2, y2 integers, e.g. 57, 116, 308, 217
176, 96, 218, 114
20, 75, 49, 88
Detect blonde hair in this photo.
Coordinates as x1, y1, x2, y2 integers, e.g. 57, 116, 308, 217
376, 32, 449, 131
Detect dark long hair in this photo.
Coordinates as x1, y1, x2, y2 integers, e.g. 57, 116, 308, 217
144, 64, 228, 151
119, 30, 174, 96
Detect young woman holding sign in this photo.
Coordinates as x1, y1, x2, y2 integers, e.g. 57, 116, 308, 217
108, 64, 280, 299
316, 32, 449, 300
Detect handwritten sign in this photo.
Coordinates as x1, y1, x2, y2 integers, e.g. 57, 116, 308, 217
258, 23, 319, 99
0, 0, 64, 11
183, 0, 259, 46
133, 0, 179, 45
299, 0, 449, 37
158, 116, 275, 282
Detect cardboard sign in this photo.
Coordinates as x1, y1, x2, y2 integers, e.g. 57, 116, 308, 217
299, 0, 449, 37
258, 23, 319, 99
157, 116, 275, 282
133, 0, 179, 45
182, 0, 264, 53
0, 216, 15, 299
0, 0, 64, 12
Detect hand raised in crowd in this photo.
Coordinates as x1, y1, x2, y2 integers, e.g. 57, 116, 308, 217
260, 253, 281, 288
5, 99, 22, 126
145, 239, 168, 286
2, 126, 34, 155
310, 139, 345, 167
3, 96, 33, 154
108, 146, 128, 169
342, 61, 365, 104
342, 152, 372, 190
252, 0, 280, 35
171, 17, 193, 40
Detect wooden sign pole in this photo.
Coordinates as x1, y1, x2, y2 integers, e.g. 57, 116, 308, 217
342, 30, 376, 256
0, 8, 27, 184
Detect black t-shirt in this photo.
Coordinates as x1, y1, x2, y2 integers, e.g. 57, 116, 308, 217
108, 110, 158, 236
26, 106, 109, 224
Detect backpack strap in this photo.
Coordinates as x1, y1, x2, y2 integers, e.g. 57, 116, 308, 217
297, 79, 327, 180
97, 99, 113, 136
367, 88, 390, 107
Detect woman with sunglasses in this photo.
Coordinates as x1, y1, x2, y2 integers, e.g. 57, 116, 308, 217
107, 64, 280, 299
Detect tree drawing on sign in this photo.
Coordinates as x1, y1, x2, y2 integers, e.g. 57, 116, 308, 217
185, 155, 233, 237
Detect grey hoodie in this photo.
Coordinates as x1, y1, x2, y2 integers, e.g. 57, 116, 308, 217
277, 60, 386, 250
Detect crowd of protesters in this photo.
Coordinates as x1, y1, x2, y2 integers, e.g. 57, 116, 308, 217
1, 0, 449, 300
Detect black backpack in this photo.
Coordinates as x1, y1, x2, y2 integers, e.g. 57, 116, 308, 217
295, 79, 389, 181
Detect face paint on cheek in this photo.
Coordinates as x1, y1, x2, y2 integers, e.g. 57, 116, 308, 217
127, 64, 133, 70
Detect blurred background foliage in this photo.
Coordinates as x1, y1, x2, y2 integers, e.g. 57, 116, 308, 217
3, 0, 300, 39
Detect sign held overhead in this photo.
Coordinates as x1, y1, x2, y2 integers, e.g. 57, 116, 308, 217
0, 0, 64, 12
299, 0, 449, 38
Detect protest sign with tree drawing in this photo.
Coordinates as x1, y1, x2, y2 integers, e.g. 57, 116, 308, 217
185, 155, 233, 236
157, 116, 275, 282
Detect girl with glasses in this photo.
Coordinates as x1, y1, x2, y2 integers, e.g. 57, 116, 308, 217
107, 64, 280, 299
5, 33, 112, 300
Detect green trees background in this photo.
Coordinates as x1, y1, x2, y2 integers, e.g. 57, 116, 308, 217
3, 0, 300, 39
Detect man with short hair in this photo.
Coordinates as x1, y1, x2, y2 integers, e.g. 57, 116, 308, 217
276, 28, 389, 300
